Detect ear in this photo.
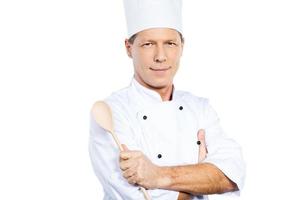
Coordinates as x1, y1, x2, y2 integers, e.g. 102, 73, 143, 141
180, 41, 184, 56
124, 39, 132, 58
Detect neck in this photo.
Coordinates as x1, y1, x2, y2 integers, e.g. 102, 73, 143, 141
134, 77, 173, 101
155, 85, 173, 101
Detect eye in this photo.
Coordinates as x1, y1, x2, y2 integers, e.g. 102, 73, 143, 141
167, 42, 177, 47
142, 42, 153, 47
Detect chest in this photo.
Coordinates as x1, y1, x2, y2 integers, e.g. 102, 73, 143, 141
132, 102, 205, 166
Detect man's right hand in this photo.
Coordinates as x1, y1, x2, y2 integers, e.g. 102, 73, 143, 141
177, 129, 207, 200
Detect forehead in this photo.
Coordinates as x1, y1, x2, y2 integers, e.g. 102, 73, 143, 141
135, 28, 180, 41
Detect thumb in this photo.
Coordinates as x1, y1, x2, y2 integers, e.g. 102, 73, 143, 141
197, 129, 205, 141
121, 144, 129, 151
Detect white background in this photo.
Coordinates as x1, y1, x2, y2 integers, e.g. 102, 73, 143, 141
0, 0, 299, 199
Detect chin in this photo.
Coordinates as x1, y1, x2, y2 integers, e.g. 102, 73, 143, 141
147, 80, 170, 89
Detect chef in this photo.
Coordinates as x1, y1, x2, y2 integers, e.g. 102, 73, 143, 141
89, 0, 246, 199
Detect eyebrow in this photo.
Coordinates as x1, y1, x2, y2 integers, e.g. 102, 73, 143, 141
140, 39, 179, 43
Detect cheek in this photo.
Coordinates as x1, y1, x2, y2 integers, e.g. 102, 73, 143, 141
136, 52, 153, 66
169, 51, 181, 64
133, 55, 150, 75
132, 52, 143, 66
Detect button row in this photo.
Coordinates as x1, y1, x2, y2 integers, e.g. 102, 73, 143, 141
142, 106, 183, 120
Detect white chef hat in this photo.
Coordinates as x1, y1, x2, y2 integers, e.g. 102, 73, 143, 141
123, 0, 183, 38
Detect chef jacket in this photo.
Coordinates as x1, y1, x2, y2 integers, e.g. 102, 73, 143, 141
89, 78, 246, 200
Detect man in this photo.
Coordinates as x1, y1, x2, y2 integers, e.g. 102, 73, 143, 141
89, 0, 245, 199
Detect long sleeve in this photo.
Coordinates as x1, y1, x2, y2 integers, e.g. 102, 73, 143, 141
200, 99, 246, 194
89, 109, 145, 200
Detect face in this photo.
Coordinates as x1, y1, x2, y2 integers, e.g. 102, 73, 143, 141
125, 28, 184, 90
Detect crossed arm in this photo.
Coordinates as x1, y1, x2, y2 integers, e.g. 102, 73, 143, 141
153, 163, 237, 195
119, 130, 238, 199
120, 149, 237, 197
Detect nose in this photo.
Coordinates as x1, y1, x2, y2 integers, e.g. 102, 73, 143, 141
154, 45, 167, 63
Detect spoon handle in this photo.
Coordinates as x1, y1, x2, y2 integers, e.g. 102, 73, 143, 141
110, 131, 152, 200
140, 187, 152, 200
110, 131, 124, 151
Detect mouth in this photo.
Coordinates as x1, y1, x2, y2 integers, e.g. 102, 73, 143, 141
149, 66, 171, 71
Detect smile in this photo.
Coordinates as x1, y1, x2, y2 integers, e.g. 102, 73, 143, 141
149, 66, 171, 71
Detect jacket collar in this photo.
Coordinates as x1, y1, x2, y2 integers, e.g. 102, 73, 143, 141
130, 77, 177, 104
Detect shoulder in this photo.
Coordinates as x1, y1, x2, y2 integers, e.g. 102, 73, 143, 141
92, 85, 131, 112
106, 86, 132, 107
91, 86, 132, 123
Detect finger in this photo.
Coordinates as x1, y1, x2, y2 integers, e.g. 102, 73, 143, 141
197, 129, 205, 141
122, 144, 129, 151
197, 129, 207, 148
123, 168, 136, 179
119, 159, 130, 171
120, 158, 136, 171
120, 150, 142, 160
198, 129, 207, 162
177, 192, 192, 200
127, 173, 138, 185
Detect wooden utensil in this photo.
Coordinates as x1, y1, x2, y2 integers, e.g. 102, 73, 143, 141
93, 101, 151, 200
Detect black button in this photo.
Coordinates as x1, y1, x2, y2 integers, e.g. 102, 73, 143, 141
157, 154, 162, 159
143, 115, 147, 120
179, 106, 183, 110
197, 141, 201, 145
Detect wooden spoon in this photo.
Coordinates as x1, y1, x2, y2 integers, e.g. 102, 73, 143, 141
93, 101, 151, 200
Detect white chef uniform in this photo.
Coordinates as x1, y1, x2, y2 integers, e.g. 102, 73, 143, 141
89, 78, 246, 199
